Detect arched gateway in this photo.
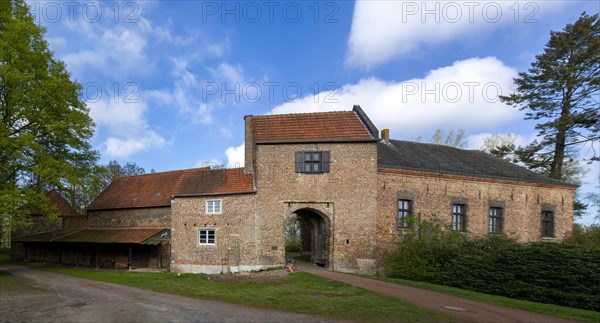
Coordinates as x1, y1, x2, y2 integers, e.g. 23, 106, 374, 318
286, 207, 331, 268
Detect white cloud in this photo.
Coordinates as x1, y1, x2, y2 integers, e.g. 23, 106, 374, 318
208, 62, 244, 84
225, 143, 245, 168
271, 57, 520, 137
89, 98, 167, 158
346, 1, 567, 68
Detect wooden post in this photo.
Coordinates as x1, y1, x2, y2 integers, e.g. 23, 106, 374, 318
128, 246, 132, 270
95, 247, 99, 269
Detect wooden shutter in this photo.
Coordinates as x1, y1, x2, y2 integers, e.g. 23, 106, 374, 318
295, 152, 304, 173
322, 152, 330, 173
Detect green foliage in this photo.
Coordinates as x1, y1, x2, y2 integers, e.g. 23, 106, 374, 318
499, 13, 599, 179
385, 222, 600, 311
384, 219, 467, 281
440, 242, 600, 311
564, 224, 600, 249
384, 220, 600, 311
1, 0, 98, 225
284, 214, 301, 253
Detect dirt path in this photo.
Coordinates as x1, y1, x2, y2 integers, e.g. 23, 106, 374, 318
0, 265, 333, 323
297, 263, 577, 323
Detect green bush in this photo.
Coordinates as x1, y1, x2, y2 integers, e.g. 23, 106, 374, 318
564, 224, 600, 249
384, 221, 600, 311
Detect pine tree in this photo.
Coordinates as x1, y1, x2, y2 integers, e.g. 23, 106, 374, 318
499, 13, 599, 181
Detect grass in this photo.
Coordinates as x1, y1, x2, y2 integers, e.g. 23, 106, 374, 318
370, 276, 599, 322
0, 249, 11, 264
35, 266, 453, 322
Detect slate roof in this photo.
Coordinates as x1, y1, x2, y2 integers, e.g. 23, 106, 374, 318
13, 228, 168, 244
251, 109, 376, 143
174, 167, 255, 197
378, 140, 574, 186
87, 167, 256, 210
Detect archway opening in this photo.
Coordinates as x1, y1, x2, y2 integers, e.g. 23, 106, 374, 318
285, 208, 329, 267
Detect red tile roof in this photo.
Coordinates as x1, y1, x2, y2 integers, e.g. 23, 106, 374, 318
13, 228, 167, 244
87, 169, 188, 210
29, 190, 79, 216
251, 111, 375, 143
87, 167, 255, 210
47, 190, 79, 217
174, 167, 255, 196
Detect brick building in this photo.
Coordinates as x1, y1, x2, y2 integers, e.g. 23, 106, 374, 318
13, 106, 576, 274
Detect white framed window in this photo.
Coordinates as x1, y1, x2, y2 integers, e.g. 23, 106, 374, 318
198, 229, 216, 245
205, 200, 222, 214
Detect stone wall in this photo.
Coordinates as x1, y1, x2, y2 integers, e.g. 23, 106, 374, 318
170, 193, 260, 274
253, 142, 379, 274
87, 207, 170, 228
376, 168, 575, 265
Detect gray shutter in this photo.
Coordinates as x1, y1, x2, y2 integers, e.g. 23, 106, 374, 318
322, 152, 330, 173
295, 152, 304, 173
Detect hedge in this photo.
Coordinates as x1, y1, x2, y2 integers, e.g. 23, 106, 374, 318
384, 221, 600, 311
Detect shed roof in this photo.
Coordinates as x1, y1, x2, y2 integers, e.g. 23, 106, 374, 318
13, 228, 168, 244
378, 140, 573, 186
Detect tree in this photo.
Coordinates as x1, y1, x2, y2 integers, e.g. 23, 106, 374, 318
1, 0, 98, 227
414, 129, 467, 148
499, 13, 600, 181
481, 133, 518, 160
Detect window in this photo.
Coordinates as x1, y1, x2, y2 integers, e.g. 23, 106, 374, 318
295, 151, 330, 173
452, 204, 466, 232
489, 207, 503, 234
205, 200, 222, 214
198, 229, 216, 245
541, 211, 554, 238
397, 199, 413, 228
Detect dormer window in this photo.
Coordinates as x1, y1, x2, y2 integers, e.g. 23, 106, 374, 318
295, 151, 330, 173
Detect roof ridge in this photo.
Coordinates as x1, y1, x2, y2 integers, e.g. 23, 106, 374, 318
258, 109, 354, 118
388, 138, 467, 150
119, 167, 209, 179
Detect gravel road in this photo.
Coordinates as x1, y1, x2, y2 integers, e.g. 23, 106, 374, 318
0, 265, 334, 323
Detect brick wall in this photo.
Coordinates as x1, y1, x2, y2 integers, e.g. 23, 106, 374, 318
376, 168, 575, 264
170, 193, 260, 274
253, 142, 379, 274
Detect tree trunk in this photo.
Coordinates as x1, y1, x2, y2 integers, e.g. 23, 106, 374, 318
550, 100, 571, 180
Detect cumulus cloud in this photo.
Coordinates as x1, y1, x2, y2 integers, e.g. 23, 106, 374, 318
271, 57, 520, 137
225, 143, 245, 168
89, 98, 167, 158
346, 1, 567, 68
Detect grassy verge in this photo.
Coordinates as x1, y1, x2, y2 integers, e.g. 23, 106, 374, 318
0, 248, 11, 263
35, 266, 453, 322
371, 276, 599, 322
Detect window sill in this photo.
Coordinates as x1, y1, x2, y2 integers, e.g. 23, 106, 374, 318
541, 237, 556, 241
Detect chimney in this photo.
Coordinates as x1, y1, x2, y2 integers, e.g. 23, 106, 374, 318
243, 115, 255, 174
381, 129, 390, 143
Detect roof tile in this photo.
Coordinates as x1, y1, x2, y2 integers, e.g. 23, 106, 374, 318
87, 169, 189, 210
252, 111, 374, 143
175, 167, 255, 196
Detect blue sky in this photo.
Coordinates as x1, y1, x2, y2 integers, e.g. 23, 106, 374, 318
29, 0, 599, 223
